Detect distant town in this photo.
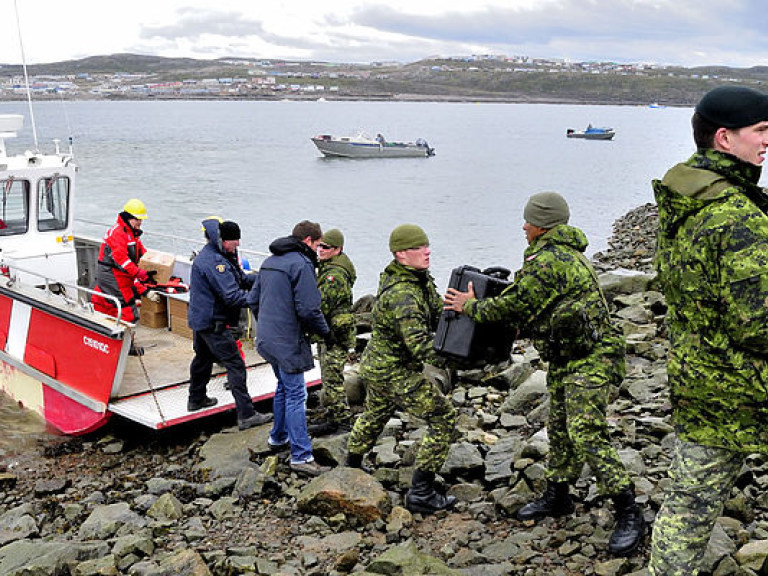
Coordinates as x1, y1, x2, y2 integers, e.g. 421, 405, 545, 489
1, 53, 766, 106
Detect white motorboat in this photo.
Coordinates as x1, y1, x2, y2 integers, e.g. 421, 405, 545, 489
566, 125, 615, 140
0, 113, 320, 435
311, 133, 435, 158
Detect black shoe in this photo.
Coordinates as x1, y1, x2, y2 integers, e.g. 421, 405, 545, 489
308, 421, 339, 436
344, 452, 373, 474
187, 396, 218, 412
516, 481, 575, 522
129, 345, 144, 357
238, 412, 273, 430
268, 441, 290, 454
405, 469, 457, 514
609, 487, 646, 556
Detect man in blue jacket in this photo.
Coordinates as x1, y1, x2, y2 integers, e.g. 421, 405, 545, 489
188, 218, 272, 430
248, 220, 334, 477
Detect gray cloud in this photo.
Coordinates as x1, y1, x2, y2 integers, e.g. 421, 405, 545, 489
129, 1, 768, 67
347, 0, 768, 66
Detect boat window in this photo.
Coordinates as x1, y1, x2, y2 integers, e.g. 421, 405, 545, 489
0, 178, 30, 236
37, 176, 69, 231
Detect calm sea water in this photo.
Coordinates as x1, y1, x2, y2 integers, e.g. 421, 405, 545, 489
2, 99, 726, 297
0, 98, 761, 446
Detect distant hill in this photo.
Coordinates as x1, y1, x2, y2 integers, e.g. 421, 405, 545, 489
2, 53, 767, 106
0, 53, 225, 75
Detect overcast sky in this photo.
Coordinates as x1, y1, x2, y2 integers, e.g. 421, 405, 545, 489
2, 0, 767, 68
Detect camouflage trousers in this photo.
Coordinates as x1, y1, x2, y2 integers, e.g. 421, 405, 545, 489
546, 349, 631, 496
648, 439, 743, 576
318, 343, 352, 426
347, 371, 456, 473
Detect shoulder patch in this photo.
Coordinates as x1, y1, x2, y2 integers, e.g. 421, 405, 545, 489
525, 254, 538, 262
216, 264, 226, 273
326, 275, 336, 282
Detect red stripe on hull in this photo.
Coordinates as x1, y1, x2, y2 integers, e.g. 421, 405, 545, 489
42, 384, 110, 435
26, 308, 122, 404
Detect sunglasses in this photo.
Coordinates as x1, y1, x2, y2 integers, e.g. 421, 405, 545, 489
318, 243, 332, 249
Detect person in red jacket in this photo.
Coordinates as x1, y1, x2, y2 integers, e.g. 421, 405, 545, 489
91, 199, 151, 350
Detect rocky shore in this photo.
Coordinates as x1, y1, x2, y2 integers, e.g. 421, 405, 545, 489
2, 202, 768, 576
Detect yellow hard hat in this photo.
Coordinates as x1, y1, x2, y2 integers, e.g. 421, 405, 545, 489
122, 198, 148, 220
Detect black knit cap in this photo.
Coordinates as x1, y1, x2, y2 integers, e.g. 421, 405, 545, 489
219, 220, 241, 241
695, 86, 768, 129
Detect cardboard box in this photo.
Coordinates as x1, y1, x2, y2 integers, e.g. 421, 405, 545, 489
170, 314, 193, 339
140, 310, 168, 329
139, 250, 176, 285
140, 294, 167, 315
168, 294, 189, 319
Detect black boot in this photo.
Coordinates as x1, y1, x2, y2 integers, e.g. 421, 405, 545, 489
609, 486, 645, 556
308, 420, 339, 437
516, 481, 575, 522
405, 469, 457, 514
344, 452, 373, 474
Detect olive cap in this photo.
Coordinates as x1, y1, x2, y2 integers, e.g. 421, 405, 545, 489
523, 192, 570, 229
321, 228, 344, 248
389, 224, 429, 252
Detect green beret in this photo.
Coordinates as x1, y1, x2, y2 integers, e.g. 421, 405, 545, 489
321, 228, 344, 248
523, 192, 570, 229
696, 86, 768, 129
389, 224, 429, 252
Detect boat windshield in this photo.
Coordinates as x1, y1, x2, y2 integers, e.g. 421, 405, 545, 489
0, 178, 30, 236
37, 176, 70, 231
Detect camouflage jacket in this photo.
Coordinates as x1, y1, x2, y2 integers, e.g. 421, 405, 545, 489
317, 253, 357, 345
463, 224, 623, 363
654, 149, 768, 453
359, 260, 445, 382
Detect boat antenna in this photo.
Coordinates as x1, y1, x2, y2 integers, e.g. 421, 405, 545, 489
13, 0, 39, 151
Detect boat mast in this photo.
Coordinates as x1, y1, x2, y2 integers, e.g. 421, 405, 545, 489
13, 0, 39, 151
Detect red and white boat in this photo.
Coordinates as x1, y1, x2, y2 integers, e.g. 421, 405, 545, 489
0, 113, 320, 435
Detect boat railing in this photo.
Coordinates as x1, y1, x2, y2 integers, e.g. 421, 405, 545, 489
0, 260, 123, 329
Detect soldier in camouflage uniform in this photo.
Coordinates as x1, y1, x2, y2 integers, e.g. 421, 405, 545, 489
445, 192, 644, 556
648, 86, 768, 575
309, 229, 357, 436
346, 224, 458, 514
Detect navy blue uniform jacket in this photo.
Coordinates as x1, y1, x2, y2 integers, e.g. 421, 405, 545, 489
188, 219, 254, 331
248, 236, 329, 373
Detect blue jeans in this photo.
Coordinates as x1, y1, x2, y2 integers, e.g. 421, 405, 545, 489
268, 364, 313, 464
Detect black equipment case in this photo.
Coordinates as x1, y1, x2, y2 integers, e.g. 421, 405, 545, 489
434, 265, 516, 363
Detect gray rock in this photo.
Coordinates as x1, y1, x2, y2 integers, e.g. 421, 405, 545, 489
297, 467, 391, 523
485, 436, 524, 483
498, 370, 548, 414
0, 540, 109, 576
441, 441, 484, 475
155, 548, 212, 575
112, 533, 155, 559
735, 539, 768, 571
147, 493, 184, 521
364, 541, 462, 575
598, 269, 656, 297
196, 427, 266, 479
0, 504, 37, 545
79, 502, 146, 540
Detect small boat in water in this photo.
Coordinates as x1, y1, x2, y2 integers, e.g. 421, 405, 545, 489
0, 114, 320, 435
311, 133, 435, 158
566, 124, 615, 140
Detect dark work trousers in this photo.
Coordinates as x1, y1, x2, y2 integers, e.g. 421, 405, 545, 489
189, 328, 254, 420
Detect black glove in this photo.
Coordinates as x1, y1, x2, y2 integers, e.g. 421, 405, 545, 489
323, 331, 337, 348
